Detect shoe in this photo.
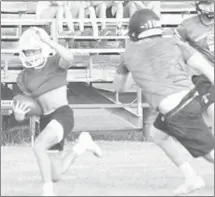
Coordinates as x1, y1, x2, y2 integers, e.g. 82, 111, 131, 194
174, 176, 205, 196
77, 132, 102, 157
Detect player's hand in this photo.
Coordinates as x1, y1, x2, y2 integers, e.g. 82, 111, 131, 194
32, 27, 50, 43
12, 101, 30, 121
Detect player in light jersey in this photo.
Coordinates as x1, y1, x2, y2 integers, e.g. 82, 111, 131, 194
113, 9, 214, 196
175, 0, 214, 132
12, 27, 102, 196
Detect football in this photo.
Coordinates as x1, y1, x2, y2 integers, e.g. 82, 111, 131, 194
13, 94, 43, 117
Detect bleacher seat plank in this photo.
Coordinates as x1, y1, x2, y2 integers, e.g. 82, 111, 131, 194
1, 48, 125, 55
58, 35, 128, 41
161, 1, 196, 12
1, 2, 27, 13
161, 13, 196, 26
1, 19, 53, 26
1, 69, 115, 83
1, 36, 19, 40
1, 2, 37, 14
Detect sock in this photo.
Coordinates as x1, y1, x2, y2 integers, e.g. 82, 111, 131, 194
179, 162, 198, 180
43, 182, 54, 193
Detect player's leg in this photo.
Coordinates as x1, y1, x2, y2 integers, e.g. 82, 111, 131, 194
48, 132, 102, 183
154, 98, 214, 195
88, 6, 99, 37
46, 106, 102, 183
56, 5, 64, 34
36, 2, 58, 19
151, 127, 202, 186
78, 6, 85, 33
127, 2, 137, 17
48, 151, 64, 183
113, 2, 124, 29
143, 106, 203, 195
144, 107, 194, 170
64, 5, 75, 33
33, 119, 64, 196
143, 98, 199, 185
96, 2, 107, 30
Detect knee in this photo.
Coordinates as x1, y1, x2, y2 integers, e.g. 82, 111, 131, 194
33, 142, 46, 155
150, 128, 170, 145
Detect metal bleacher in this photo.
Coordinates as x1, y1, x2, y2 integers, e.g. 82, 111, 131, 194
1, 1, 196, 137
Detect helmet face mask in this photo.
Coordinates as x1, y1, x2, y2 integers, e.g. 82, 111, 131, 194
195, 1, 214, 19
20, 49, 46, 69
18, 28, 52, 69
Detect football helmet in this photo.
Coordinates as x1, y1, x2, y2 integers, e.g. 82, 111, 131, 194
18, 27, 52, 69
195, 1, 214, 19
128, 9, 162, 42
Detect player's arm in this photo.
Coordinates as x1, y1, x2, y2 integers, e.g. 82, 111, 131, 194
14, 73, 31, 122
177, 41, 214, 85
186, 36, 214, 64
113, 59, 133, 92
33, 28, 74, 69
187, 53, 214, 85
176, 21, 214, 64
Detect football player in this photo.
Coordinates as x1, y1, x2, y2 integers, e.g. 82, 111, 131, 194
113, 9, 214, 196
12, 27, 102, 196
175, 1, 214, 132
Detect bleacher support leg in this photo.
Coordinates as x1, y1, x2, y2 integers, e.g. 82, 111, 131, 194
30, 117, 36, 148
136, 87, 143, 130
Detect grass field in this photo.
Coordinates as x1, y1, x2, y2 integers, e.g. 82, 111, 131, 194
1, 141, 214, 196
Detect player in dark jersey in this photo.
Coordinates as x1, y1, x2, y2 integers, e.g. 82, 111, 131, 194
175, 1, 214, 132
114, 9, 214, 196
12, 27, 102, 196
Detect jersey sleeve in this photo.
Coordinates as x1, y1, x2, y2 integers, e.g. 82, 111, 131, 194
49, 53, 61, 66
16, 71, 30, 95
175, 22, 188, 42
49, 53, 71, 70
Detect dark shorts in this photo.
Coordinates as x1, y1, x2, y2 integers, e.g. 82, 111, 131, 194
36, 105, 74, 151
153, 98, 214, 158
192, 75, 214, 111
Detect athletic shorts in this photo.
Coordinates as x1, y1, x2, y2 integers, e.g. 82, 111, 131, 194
153, 98, 214, 158
192, 75, 214, 111
35, 105, 74, 151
